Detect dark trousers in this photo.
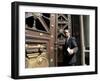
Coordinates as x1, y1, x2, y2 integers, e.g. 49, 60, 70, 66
63, 55, 76, 66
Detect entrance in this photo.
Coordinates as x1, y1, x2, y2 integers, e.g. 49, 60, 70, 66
25, 12, 89, 68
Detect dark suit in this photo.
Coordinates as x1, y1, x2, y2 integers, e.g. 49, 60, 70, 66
63, 37, 78, 66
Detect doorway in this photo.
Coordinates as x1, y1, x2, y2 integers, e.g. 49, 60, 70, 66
25, 12, 89, 68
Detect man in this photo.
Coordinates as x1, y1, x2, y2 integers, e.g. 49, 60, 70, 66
63, 29, 78, 66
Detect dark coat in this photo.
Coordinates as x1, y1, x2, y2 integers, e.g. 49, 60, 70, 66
63, 37, 78, 66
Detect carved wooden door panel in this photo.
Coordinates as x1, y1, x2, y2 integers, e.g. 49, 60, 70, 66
55, 14, 71, 66
25, 12, 55, 68
25, 12, 50, 68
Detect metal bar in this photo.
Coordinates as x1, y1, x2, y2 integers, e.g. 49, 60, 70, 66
68, 15, 72, 35
37, 16, 49, 32
55, 14, 58, 66
42, 15, 50, 20
62, 24, 68, 30
61, 14, 68, 21
49, 13, 56, 66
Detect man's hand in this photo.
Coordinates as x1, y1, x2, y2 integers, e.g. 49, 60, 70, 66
67, 47, 74, 55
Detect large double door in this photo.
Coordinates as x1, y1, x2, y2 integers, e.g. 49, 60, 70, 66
25, 12, 83, 67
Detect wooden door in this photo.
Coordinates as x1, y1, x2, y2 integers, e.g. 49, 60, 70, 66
55, 14, 71, 66
25, 12, 56, 68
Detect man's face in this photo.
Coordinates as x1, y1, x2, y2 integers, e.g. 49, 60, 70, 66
64, 30, 70, 37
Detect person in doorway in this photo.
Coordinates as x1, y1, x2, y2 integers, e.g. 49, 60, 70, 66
63, 29, 78, 66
